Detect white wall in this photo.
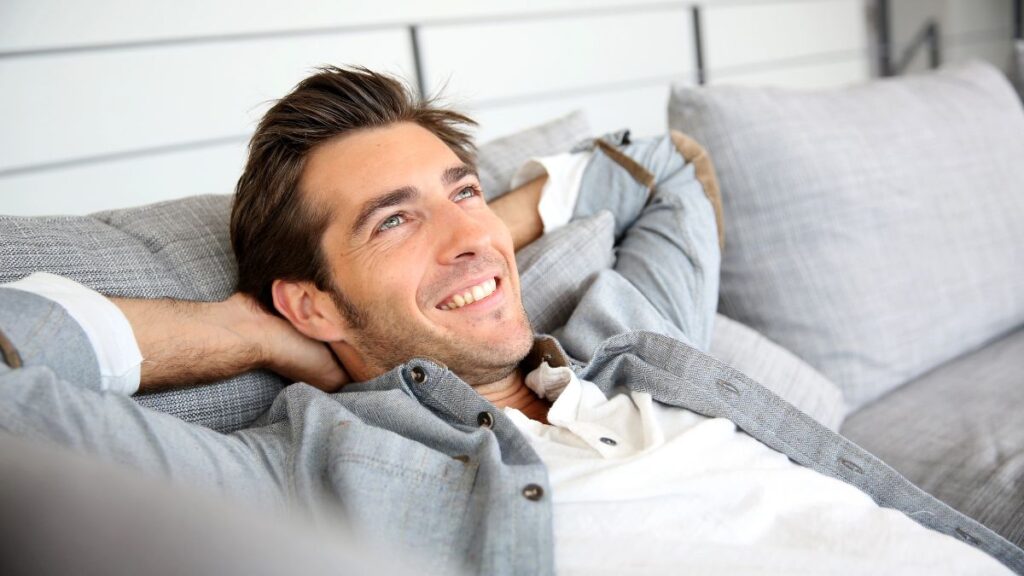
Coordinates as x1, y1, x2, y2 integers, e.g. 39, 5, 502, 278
0, 0, 1012, 215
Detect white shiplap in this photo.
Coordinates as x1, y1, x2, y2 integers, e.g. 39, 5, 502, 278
0, 29, 414, 173
469, 82, 681, 142
703, 0, 868, 72
418, 6, 694, 105
0, 142, 246, 216
711, 57, 871, 88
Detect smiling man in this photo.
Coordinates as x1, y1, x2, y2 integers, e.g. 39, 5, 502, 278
0, 67, 1021, 575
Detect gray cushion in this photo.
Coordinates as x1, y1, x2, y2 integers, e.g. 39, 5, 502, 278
841, 326, 1024, 548
669, 61, 1024, 410
0, 196, 284, 432
518, 211, 615, 337
710, 314, 846, 431
0, 112, 597, 433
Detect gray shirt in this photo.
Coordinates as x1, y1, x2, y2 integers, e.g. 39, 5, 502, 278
0, 133, 1021, 575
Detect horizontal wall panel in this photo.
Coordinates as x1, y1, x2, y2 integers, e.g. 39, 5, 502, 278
419, 7, 693, 105
0, 29, 413, 173
710, 57, 871, 88
0, 0, 695, 54
469, 82, 678, 144
0, 143, 247, 216
704, 0, 868, 71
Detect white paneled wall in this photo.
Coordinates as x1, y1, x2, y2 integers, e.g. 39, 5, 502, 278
0, 0, 1016, 215
420, 6, 694, 142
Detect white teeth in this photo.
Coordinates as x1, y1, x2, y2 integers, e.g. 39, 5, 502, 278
441, 278, 497, 310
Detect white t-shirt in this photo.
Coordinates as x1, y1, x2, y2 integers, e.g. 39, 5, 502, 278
505, 363, 1010, 576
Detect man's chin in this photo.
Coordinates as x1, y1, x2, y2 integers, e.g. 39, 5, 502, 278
441, 330, 534, 386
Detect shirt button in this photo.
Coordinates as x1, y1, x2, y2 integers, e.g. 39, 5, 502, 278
600, 437, 618, 446
522, 484, 544, 501
451, 454, 470, 463
477, 411, 494, 429
410, 367, 426, 383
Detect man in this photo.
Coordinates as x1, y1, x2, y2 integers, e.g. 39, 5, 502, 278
0, 66, 1020, 575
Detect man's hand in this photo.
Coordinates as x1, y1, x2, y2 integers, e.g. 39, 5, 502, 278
114, 294, 349, 393
234, 294, 350, 392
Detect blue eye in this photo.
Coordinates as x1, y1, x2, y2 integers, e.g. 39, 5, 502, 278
455, 185, 479, 201
378, 214, 405, 232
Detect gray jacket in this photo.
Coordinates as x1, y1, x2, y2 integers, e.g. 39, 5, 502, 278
1, 133, 1021, 575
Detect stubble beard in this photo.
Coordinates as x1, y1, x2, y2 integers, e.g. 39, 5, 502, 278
331, 286, 535, 386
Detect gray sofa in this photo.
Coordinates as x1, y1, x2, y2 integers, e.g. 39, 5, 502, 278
669, 60, 1024, 547
0, 60, 1020, 563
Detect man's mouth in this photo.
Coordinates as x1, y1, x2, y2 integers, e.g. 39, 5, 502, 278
438, 277, 498, 310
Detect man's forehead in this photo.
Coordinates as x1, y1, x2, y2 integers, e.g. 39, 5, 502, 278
302, 122, 467, 204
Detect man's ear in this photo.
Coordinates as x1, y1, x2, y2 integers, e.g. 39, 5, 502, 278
271, 279, 348, 343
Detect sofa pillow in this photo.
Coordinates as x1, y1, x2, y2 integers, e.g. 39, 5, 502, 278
710, 314, 846, 431
517, 211, 615, 336
0, 112, 596, 432
669, 61, 1024, 410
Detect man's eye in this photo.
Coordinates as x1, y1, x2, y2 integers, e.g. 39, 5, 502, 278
377, 214, 405, 233
454, 185, 480, 201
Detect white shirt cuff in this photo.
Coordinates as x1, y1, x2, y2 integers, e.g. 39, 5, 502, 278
4, 272, 142, 395
510, 150, 593, 233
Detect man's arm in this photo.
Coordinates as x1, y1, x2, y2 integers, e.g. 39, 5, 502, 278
553, 132, 722, 360
114, 294, 348, 393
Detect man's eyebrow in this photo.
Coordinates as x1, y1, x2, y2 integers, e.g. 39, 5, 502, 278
348, 164, 477, 240
443, 164, 478, 186
349, 186, 419, 240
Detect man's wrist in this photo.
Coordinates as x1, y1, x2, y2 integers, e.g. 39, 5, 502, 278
489, 175, 546, 251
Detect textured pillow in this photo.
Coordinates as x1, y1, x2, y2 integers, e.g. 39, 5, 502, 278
669, 61, 1024, 410
0, 196, 285, 432
0, 112, 596, 432
710, 314, 846, 431
517, 211, 615, 336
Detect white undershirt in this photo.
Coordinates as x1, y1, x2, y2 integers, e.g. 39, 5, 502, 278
3, 272, 141, 395
506, 364, 1010, 576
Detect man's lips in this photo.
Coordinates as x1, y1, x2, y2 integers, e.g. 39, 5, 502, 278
436, 276, 500, 310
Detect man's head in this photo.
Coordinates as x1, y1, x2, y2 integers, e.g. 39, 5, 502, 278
231, 66, 534, 385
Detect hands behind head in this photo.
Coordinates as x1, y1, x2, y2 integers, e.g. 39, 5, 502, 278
231, 293, 351, 392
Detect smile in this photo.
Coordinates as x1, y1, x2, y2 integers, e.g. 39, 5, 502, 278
439, 277, 498, 310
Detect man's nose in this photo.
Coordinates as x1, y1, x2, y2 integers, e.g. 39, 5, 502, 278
435, 203, 492, 263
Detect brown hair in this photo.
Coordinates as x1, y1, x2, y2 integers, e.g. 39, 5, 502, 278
230, 66, 477, 321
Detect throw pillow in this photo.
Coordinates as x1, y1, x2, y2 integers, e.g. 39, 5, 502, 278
669, 61, 1024, 410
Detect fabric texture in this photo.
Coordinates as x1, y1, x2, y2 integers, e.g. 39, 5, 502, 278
516, 211, 615, 337
507, 367, 1003, 575
841, 325, 1024, 549
0, 196, 285, 432
669, 61, 1024, 410
710, 314, 846, 431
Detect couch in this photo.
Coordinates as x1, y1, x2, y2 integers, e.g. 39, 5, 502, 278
0, 60, 1021, 565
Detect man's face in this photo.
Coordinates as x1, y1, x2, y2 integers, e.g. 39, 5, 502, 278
301, 122, 534, 385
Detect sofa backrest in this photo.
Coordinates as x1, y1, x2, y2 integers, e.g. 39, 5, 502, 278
669, 61, 1024, 410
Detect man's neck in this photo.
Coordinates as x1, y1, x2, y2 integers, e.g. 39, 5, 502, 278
474, 368, 550, 424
